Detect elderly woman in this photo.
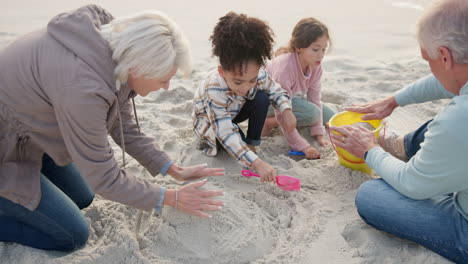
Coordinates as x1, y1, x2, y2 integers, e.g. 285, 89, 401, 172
0, 5, 225, 252
330, 0, 468, 262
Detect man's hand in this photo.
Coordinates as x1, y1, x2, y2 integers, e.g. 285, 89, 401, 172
329, 125, 379, 159
346, 96, 398, 120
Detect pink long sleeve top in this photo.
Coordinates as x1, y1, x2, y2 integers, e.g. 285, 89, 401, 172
266, 52, 325, 151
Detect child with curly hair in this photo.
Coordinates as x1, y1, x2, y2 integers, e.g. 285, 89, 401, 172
192, 12, 296, 182
262, 18, 337, 159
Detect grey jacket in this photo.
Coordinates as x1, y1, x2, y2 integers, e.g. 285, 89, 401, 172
0, 5, 171, 211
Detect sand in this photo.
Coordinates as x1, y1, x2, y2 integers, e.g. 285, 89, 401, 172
0, 0, 454, 263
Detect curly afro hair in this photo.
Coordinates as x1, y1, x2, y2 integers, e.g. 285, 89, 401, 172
210, 12, 274, 75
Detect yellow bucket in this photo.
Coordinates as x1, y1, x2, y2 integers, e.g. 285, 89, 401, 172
328, 111, 383, 174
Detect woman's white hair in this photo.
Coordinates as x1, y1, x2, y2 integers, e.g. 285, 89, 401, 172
416, 0, 468, 64
100, 11, 192, 88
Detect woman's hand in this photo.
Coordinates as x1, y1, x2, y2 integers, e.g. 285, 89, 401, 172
251, 158, 276, 182
346, 96, 398, 120
316, 135, 329, 146
302, 146, 320, 159
281, 109, 297, 133
164, 179, 224, 218
168, 163, 225, 182
329, 125, 379, 159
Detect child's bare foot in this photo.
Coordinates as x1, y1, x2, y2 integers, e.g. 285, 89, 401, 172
316, 135, 329, 146
261, 125, 273, 137
247, 144, 257, 153
261, 116, 279, 137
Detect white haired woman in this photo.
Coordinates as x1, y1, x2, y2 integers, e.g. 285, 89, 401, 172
330, 0, 468, 262
0, 5, 224, 252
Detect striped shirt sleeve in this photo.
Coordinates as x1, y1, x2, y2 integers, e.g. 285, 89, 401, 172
205, 87, 258, 166
257, 70, 292, 113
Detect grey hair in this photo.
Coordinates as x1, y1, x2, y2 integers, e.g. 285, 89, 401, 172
101, 11, 192, 88
416, 0, 468, 64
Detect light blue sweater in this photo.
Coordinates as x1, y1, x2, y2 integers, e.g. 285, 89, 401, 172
366, 74, 468, 219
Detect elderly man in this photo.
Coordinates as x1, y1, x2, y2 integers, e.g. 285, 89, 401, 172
330, 0, 468, 262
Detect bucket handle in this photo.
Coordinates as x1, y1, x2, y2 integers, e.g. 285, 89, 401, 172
326, 122, 386, 164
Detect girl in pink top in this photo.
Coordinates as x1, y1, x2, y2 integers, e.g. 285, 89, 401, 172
263, 17, 336, 159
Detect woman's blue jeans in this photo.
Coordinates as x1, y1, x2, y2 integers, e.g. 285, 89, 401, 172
0, 154, 94, 251
356, 120, 468, 263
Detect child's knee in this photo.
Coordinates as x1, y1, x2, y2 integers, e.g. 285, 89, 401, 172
304, 108, 320, 123
292, 99, 320, 123
295, 109, 320, 127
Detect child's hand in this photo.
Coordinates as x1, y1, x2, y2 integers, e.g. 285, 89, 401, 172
316, 135, 329, 146
251, 158, 276, 182
302, 146, 320, 159
281, 109, 297, 133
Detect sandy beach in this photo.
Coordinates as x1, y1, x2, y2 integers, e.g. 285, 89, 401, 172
0, 0, 454, 263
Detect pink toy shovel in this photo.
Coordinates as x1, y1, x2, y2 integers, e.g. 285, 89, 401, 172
241, 169, 301, 191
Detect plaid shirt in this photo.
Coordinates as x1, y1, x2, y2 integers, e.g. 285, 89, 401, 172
192, 68, 292, 166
